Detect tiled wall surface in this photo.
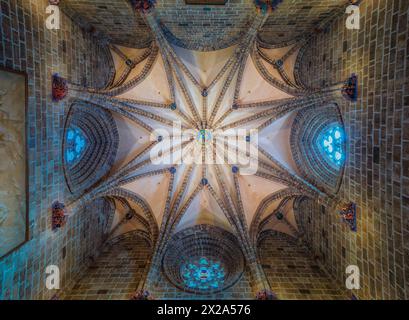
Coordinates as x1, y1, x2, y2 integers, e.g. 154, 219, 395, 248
299, 0, 409, 299
258, 232, 349, 300
0, 0, 111, 299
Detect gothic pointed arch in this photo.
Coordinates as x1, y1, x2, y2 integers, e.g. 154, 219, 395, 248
62, 101, 119, 194
290, 103, 345, 194
162, 224, 246, 295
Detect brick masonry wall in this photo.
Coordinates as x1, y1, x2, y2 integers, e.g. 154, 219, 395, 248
60, 0, 256, 51
258, 232, 349, 300
61, 225, 254, 300
60, 0, 152, 49
155, 0, 255, 51
60, 1, 348, 51
62, 235, 151, 300
298, 0, 409, 299
0, 0, 112, 299
260, 0, 348, 45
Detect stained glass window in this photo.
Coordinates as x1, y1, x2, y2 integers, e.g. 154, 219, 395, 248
65, 127, 87, 164
320, 125, 345, 166
181, 257, 225, 291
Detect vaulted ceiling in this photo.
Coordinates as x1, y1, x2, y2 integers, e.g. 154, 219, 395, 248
61, 0, 349, 50
63, 0, 349, 295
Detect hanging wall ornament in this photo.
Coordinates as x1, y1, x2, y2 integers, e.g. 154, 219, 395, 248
50, 293, 60, 300
256, 289, 279, 300
52, 73, 68, 102
52, 201, 67, 230
342, 74, 358, 102
339, 202, 357, 231
130, 290, 154, 300
254, 0, 283, 13
130, 0, 157, 13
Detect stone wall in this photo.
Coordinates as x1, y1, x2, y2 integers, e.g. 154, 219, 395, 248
60, 0, 151, 49
63, 233, 151, 300
155, 0, 255, 51
59, 0, 348, 51
0, 0, 112, 299
259, 0, 348, 45
298, 0, 409, 299
62, 228, 254, 300
258, 231, 349, 300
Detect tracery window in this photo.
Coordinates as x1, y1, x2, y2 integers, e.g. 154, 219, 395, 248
181, 257, 225, 291
320, 125, 345, 167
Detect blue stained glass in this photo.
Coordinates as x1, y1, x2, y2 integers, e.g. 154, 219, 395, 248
181, 257, 225, 291
320, 125, 345, 166
65, 127, 87, 164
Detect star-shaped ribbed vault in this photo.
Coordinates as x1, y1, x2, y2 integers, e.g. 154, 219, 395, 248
66, 10, 345, 295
